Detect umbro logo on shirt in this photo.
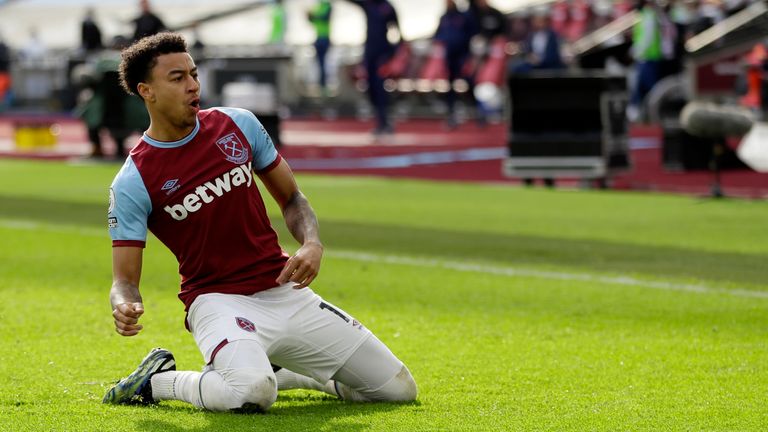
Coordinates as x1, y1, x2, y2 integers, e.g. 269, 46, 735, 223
161, 179, 178, 190
161, 179, 181, 195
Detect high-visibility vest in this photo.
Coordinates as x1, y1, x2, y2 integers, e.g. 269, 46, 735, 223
741, 44, 767, 109
310, 1, 332, 40
632, 7, 663, 61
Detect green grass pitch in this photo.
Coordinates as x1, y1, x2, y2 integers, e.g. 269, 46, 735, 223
0, 159, 766, 431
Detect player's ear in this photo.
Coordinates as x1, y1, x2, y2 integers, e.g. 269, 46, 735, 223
137, 82, 155, 103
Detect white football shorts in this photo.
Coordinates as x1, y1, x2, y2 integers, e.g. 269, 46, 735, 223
187, 283, 372, 382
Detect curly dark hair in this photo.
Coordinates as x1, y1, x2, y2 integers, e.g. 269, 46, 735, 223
118, 32, 188, 98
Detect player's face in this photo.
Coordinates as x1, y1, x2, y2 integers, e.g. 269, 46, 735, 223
146, 52, 201, 132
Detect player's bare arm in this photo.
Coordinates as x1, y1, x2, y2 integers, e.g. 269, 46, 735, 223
110, 246, 145, 336
258, 159, 324, 288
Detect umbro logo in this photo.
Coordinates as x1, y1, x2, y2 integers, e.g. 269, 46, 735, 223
161, 179, 181, 195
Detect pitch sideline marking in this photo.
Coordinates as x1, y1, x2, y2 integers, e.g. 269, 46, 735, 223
2, 219, 766, 300
326, 250, 768, 300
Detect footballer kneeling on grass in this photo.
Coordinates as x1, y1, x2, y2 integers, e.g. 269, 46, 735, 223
103, 32, 416, 412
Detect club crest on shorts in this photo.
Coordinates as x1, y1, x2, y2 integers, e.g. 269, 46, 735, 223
216, 133, 249, 165
235, 317, 257, 333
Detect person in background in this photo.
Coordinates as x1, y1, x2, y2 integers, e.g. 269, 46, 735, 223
738, 40, 768, 117
191, 23, 205, 54
341, 0, 401, 135
507, 10, 531, 44
434, 0, 477, 129
74, 36, 148, 159
512, 9, 565, 73
669, 0, 698, 40
658, 0, 682, 78
0, 34, 12, 110
723, 0, 748, 16
469, 0, 507, 42
81, 7, 103, 54
468, 0, 508, 125
21, 28, 47, 63
269, 0, 287, 45
627, 0, 663, 122
691, 0, 725, 35
133, 0, 166, 42
308, 0, 333, 94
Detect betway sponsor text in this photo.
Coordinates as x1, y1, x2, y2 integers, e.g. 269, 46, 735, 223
164, 163, 253, 221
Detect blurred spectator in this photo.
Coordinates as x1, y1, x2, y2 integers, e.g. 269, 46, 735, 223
469, 0, 507, 41
739, 41, 767, 115
613, 0, 636, 18
723, 0, 748, 15
21, 28, 46, 63
565, 0, 593, 42
550, 0, 570, 36
469, 0, 509, 125
269, 0, 287, 44
308, 0, 332, 92
511, 11, 566, 73
0, 34, 11, 110
691, 0, 725, 35
74, 36, 149, 159
81, 7, 103, 54
189, 24, 210, 105
190, 23, 205, 56
507, 11, 531, 44
342, 0, 401, 135
434, 0, 477, 129
133, 0, 166, 42
591, 1, 616, 30
658, 0, 682, 77
628, 0, 663, 122
669, 0, 699, 39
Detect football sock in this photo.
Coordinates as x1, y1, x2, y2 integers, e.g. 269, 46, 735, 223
151, 370, 202, 405
152, 340, 277, 411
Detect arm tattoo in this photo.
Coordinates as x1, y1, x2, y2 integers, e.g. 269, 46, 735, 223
282, 191, 320, 245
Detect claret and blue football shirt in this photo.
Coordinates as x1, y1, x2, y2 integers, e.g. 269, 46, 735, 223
108, 107, 288, 310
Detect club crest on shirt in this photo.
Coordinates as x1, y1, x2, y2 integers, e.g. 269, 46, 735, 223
216, 133, 249, 165
108, 187, 115, 213
235, 316, 257, 333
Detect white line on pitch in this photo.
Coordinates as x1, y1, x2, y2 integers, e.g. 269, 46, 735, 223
327, 250, 768, 300
3, 219, 766, 300
0, 219, 105, 237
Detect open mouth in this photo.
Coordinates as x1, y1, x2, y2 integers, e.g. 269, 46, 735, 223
189, 98, 200, 109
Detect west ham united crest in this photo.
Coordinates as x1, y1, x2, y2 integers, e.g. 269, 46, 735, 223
216, 133, 249, 165
235, 317, 257, 333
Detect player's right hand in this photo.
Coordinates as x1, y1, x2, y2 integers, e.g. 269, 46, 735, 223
112, 302, 144, 337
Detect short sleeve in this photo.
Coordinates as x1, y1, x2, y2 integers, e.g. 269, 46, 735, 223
109, 157, 152, 247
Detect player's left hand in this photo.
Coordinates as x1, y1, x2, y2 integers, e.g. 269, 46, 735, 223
277, 241, 323, 289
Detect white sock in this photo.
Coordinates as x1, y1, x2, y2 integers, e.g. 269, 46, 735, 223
274, 368, 338, 397
152, 368, 277, 411
151, 370, 204, 406
149, 341, 279, 411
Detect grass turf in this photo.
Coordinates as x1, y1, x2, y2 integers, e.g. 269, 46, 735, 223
0, 159, 766, 431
